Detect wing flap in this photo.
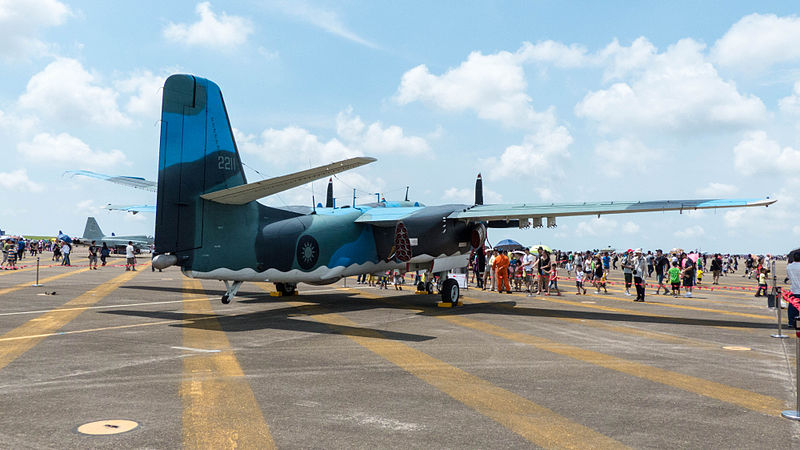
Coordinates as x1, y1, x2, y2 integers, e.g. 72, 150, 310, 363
448, 198, 776, 222
354, 207, 424, 225
200, 157, 376, 205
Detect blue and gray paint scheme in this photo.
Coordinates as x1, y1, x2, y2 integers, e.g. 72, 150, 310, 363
152, 74, 775, 296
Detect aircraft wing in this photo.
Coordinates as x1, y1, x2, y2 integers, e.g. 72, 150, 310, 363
66, 170, 157, 192
447, 198, 776, 224
201, 157, 377, 205
104, 204, 156, 214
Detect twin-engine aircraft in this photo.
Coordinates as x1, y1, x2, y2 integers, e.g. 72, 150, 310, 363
148, 74, 774, 305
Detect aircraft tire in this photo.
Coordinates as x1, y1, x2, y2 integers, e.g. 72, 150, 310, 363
425, 281, 434, 295
221, 294, 231, 304
441, 278, 459, 303
417, 281, 426, 292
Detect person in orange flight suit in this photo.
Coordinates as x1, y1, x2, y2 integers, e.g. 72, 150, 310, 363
493, 251, 511, 293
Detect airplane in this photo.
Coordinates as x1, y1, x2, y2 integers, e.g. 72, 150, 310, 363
78, 217, 153, 251
150, 74, 776, 305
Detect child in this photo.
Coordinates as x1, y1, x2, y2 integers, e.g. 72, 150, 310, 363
6, 242, 17, 270
575, 269, 586, 295
549, 265, 561, 296
598, 271, 608, 294
393, 269, 403, 290
755, 268, 768, 297
696, 268, 703, 285
668, 262, 681, 297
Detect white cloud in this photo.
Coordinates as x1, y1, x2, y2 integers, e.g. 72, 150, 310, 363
236, 109, 429, 166
272, 0, 378, 49
76, 199, 104, 215
0, 0, 70, 60
622, 222, 640, 234
674, 225, 705, 238
598, 37, 657, 81
18, 58, 130, 126
696, 182, 739, 197
482, 118, 572, 181
779, 81, 800, 115
712, 13, 800, 72
516, 40, 592, 68
18, 132, 128, 168
0, 169, 43, 192
396, 49, 550, 128
575, 38, 766, 135
575, 217, 618, 237
336, 108, 429, 155
115, 71, 164, 118
733, 131, 800, 176
442, 187, 503, 204
593, 137, 659, 178
163, 2, 253, 49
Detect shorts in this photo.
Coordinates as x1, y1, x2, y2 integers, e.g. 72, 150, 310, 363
712, 270, 721, 277
127, 257, 135, 265
89, 255, 97, 263
576, 281, 583, 288
683, 277, 694, 287
671, 282, 681, 289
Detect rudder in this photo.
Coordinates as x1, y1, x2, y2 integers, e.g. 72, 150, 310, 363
83, 217, 104, 240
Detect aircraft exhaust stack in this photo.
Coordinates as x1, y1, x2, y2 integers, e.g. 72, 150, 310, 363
152, 254, 178, 270
325, 178, 334, 208
475, 173, 483, 205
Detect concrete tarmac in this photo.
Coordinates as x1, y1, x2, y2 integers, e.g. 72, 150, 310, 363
0, 251, 798, 448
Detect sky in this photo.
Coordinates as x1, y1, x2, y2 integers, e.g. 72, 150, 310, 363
1, 0, 799, 254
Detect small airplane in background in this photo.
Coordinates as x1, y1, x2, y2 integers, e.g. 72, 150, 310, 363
147, 74, 775, 305
76, 217, 153, 251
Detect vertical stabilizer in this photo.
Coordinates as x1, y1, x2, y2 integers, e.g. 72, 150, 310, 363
82, 217, 104, 240
155, 75, 247, 255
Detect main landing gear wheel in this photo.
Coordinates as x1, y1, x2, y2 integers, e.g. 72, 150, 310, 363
221, 294, 231, 304
275, 282, 298, 296
441, 278, 460, 304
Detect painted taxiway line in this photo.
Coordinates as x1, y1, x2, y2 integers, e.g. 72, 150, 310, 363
0, 266, 92, 297
342, 287, 786, 417
0, 266, 37, 277
296, 302, 627, 449
180, 278, 275, 449
0, 268, 141, 371
0, 295, 214, 317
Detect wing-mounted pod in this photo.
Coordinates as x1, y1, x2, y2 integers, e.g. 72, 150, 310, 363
470, 223, 486, 249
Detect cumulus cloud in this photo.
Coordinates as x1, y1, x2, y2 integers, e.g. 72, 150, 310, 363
18, 58, 130, 126
442, 186, 503, 204
396, 49, 550, 128
674, 225, 705, 238
115, 71, 164, 118
482, 118, 572, 181
0, 0, 70, 60
236, 109, 429, 166
575, 38, 766, 135
163, 2, 253, 49
696, 182, 739, 197
712, 13, 800, 72
733, 131, 800, 176
593, 137, 660, 178
271, 0, 378, 49
336, 107, 429, 155
516, 40, 592, 68
779, 81, 800, 115
18, 132, 128, 168
622, 222, 640, 234
0, 169, 43, 192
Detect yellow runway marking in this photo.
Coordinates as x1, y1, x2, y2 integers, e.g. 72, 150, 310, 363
180, 279, 275, 450
343, 287, 784, 416
300, 303, 627, 449
0, 268, 139, 371
0, 266, 92, 297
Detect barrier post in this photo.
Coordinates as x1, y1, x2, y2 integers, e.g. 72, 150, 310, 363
772, 261, 788, 338
781, 321, 800, 420
31, 257, 42, 287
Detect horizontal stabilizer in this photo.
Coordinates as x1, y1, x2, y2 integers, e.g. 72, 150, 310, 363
201, 157, 376, 205
448, 198, 777, 222
105, 204, 156, 214
66, 170, 157, 192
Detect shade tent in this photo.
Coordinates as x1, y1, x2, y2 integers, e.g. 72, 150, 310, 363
494, 239, 525, 252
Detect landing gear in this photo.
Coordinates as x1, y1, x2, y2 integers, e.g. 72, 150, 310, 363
441, 278, 460, 304
275, 282, 297, 296
221, 280, 243, 304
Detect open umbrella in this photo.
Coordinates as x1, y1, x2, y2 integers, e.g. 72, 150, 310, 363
530, 244, 552, 253
494, 239, 525, 252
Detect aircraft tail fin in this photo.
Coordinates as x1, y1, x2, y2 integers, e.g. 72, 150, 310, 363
83, 217, 104, 240
155, 74, 247, 254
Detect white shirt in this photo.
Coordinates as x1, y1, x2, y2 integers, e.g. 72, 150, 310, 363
522, 253, 534, 270
61, 244, 70, 254
788, 262, 800, 295
125, 245, 135, 258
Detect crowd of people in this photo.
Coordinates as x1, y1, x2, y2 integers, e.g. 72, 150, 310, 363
468, 246, 781, 303
1, 237, 136, 271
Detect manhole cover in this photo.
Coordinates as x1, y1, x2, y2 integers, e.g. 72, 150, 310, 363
77, 419, 139, 435
722, 346, 751, 351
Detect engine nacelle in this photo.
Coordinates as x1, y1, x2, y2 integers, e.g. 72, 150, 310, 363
470, 223, 487, 249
